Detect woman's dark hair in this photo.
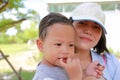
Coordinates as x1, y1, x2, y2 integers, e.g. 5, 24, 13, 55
70, 17, 109, 54
39, 12, 73, 41
93, 30, 109, 54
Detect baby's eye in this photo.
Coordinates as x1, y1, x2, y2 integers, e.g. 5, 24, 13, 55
69, 44, 74, 47
55, 43, 62, 46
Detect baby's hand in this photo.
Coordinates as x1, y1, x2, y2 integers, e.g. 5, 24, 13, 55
96, 63, 105, 78
86, 61, 105, 79
59, 57, 82, 80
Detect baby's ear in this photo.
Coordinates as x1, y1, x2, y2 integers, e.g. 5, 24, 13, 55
36, 39, 43, 52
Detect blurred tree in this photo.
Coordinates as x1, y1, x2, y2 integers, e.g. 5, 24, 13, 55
0, 0, 37, 32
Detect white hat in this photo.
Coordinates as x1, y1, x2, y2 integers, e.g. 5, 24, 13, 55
71, 3, 107, 34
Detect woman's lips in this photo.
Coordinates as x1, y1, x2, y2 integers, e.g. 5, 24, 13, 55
80, 36, 92, 42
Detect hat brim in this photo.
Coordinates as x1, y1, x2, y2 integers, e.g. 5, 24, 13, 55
72, 16, 107, 34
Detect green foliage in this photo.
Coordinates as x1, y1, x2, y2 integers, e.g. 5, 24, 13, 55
115, 51, 120, 58
0, 0, 38, 44
0, 19, 14, 32
108, 47, 120, 58
16, 21, 38, 43
0, 0, 38, 32
23, 22, 38, 42
0, 33, 7, 43
14, 32, 26, 43
21, 70, 35, 80
0, 69, 35, 80
0, 19, 13, 26
8, 0, 24, 10
108, 47, 114, 53
0, 43, 38, 80
0, 21, 38, 44
0, 43, 29, 55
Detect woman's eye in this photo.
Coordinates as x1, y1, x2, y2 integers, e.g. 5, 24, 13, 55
94, 26, 101, 31
79, 22, 85, 25
79, 21, 87, 26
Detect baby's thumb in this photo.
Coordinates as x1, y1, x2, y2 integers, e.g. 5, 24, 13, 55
59, 59, 66, 68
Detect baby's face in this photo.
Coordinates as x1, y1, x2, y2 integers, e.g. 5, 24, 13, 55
41, 23, 75, 66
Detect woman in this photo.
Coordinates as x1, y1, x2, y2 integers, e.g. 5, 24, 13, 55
70, 3, 120, 80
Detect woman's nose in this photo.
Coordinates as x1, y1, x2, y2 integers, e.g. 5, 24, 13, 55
84, 26, 92, 35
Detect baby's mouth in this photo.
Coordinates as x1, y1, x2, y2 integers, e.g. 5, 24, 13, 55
62, 57, 67, 63
58, 57, 67, 63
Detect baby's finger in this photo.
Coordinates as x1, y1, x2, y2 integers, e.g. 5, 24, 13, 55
66, 58, 72, 64
59, 58, 66, 67
97, 65, 105, 71
93, 61, 99, 66
96, 70, 103, 78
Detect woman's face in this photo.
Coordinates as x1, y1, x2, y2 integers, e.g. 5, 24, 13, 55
73, 20, 102, 51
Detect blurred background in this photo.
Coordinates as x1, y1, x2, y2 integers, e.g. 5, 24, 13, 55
0, 0, 120, 80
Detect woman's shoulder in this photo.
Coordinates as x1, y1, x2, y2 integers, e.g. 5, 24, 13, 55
104, 52, 120, 79
104, 52, 119, 62
91, 51, 120, 64
106, 53, 120, 65
91, 51, 119, 61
